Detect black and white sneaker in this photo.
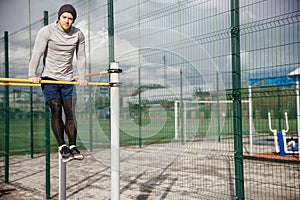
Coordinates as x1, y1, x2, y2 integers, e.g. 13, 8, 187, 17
70, 146, 84, 160
60, 146, 74, 163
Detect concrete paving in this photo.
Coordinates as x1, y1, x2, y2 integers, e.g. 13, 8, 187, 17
1, 139, 299, 200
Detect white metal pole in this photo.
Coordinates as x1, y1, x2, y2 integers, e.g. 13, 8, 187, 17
110, 62, 120, 200
249, 85, 253, 154
59, 111, 66, 200
59, 154, 66, 200
296, 79, 300, 160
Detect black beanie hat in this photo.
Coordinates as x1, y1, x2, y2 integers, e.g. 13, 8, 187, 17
58, 4, 77, 22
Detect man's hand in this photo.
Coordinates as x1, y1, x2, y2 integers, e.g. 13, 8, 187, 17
77, 79, 88, 86
29, 76, 41, 84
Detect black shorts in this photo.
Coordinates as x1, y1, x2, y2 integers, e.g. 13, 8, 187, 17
41, 77, 76, 104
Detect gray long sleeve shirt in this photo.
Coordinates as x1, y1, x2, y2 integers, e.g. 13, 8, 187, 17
28, 21, 86, 81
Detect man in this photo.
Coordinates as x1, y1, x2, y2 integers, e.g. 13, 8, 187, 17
28, 4, 87, 162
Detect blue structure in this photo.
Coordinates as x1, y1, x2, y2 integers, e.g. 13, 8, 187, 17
247, 65, 299, 87
277, 131, 299, 156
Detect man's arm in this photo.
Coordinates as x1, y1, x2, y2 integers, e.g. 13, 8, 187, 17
28, 27, 49, 82
76, 31, 87, 86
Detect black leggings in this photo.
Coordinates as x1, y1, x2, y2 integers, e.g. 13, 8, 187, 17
48, 98, 77, 146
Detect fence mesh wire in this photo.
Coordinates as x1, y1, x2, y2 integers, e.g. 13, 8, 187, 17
0, 0, 299, 199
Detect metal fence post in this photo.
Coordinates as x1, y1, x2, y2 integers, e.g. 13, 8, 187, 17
45, 104, 51, 199
42, 10, 51, 199
28, 0, 34, 159
107, 0, 115, 62
231, 0, 245, 199
4, 31, 9, 183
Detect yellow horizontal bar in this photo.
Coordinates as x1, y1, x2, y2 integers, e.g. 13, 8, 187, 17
0, 78, 110, 87
0, 71, 109, 82
73, 71, 109, 79
87, 82, 110, 86
0, 82, 110, 87
0, 83, 41, 87
0, 78, 32, 83
0, 78, 78, 84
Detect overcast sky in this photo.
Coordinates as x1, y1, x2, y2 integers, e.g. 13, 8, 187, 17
0, 0, 77, 34
0, 0, 298, 88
